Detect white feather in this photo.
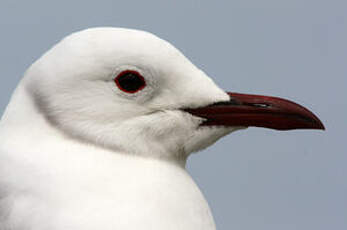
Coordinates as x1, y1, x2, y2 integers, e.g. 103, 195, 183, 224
0, 27, 240, 230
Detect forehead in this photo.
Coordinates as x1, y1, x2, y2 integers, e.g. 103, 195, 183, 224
64, 28, 184, 62
51, 28, 194, 83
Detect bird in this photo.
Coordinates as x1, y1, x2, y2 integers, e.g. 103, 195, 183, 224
0, 27, 324, 230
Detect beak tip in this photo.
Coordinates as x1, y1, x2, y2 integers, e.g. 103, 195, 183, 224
309, 111, 325, 131
316, 119, 325, 131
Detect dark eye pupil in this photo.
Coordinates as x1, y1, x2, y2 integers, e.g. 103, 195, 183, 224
115, 71, 146, 93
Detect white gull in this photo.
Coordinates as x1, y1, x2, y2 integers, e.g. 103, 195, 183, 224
0, 28, 324, 230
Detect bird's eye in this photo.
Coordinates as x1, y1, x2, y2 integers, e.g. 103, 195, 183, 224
114, 70, 146, 93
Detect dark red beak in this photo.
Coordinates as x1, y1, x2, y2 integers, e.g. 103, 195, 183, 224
184, 92, 325, 131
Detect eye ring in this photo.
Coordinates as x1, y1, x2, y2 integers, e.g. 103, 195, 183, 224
114, 70, 146, 94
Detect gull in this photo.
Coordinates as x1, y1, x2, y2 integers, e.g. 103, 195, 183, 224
0, 28, 324, 230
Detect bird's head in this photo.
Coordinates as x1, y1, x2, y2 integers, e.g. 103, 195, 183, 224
21, 28, 323, 162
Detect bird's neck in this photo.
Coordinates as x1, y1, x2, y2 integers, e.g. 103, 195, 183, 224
1, 81, 48, 135
0, 82, 187, 168
0, 83, 188, 192
0, 83, 216, 230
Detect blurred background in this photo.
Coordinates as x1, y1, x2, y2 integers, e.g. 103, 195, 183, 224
0, 1, 346, 229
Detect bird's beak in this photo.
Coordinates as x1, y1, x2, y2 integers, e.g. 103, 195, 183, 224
184, 92, 325, 130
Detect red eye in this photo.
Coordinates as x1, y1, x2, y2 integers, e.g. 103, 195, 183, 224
114, 70, 146, 93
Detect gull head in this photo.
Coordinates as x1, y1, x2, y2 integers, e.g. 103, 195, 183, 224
19, 28, 323, 162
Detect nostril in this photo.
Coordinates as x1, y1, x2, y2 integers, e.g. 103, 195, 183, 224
250, 103, 270, 108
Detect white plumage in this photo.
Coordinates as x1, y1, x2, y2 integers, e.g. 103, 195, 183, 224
0, 27, 324, 230
0, 28, 236, 230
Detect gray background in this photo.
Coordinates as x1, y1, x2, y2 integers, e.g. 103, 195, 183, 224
0, 0, 345, 229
